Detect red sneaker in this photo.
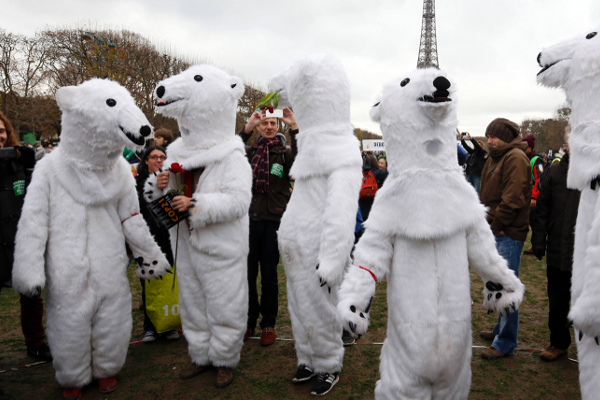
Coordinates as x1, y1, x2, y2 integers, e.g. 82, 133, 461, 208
61, 388, 82, 400
98, 377, 118, 394
244, 328, 255, 341
260, 327, 276, 346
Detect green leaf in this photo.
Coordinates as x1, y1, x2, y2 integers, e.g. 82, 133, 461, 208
256, 91, 280, 109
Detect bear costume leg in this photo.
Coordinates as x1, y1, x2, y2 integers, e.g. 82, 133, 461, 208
282, 242, 344, 374
178, 242, 248, 368
578, 336, 600, 399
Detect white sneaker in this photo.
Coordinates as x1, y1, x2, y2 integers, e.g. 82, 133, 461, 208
142, 331, 157, 343
164, 329, 180, 340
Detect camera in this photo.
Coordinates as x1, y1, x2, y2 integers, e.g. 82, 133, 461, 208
0, 147, 17, 160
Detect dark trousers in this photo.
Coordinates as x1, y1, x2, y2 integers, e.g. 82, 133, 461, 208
140, 279, 156, 333
20, 294, 45, 348
547, 266, 572, 350
247, 219, 280, 330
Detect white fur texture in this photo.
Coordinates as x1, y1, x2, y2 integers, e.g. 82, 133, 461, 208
537, 27, 600, 400
152, 65, 251, 368
11, 79, 169, 388
338, 68, 524, 400
269, 54, 362, 374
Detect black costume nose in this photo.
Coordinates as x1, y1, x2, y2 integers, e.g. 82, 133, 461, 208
140, 125, 152, 137
156, 86, 165, 98
537, 52, 543, 67
433, 76, 451, 90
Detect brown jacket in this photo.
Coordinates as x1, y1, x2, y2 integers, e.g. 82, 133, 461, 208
480, 136, 531, 241
238, 129, 298, 222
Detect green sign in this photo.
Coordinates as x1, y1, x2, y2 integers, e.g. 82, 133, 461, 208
13, 180, 25, 196
270, 163, 284, 178
23, 133, 36, 145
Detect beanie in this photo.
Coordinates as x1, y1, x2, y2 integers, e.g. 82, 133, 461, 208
522, 135, 535, 149
485, 118, 520, 143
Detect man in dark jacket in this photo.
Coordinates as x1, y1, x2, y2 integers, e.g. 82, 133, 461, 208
460, 132, 488, 195
522, 134, 546, 255
238, 108, 298, 346
531, 132, 580, 362
479, 118, 531, 359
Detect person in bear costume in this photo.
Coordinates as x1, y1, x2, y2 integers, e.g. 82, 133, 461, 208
337, 68, 525, 400
11, 79, 171, 399
537, 26, 600, 399
144, 65, 251, 388
267, 54, 362, 396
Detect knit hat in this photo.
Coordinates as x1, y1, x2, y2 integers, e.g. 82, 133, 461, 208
485, 118, 520, 143
522, 135, 535, 149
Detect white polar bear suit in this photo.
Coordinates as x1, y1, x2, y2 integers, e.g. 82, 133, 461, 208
11, 79, 171, 388
268, 54, 362, 374
337, 68, 525, 400
146, 65, 251, 368
537, 26, 600, 399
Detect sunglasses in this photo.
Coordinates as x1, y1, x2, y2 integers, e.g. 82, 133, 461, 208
148, 155, 167, 161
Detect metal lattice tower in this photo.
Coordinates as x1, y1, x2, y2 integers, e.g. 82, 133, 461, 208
416, 0, 439, 69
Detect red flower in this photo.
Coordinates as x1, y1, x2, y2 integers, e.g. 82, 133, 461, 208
169, 163, 185, 174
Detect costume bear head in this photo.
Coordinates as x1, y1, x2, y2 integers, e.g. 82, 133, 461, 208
537, 27, 600, 188
369, 68, 458, 173
268, 53, 351, 131
154, 65, 244, 148
55, 78, 153, 169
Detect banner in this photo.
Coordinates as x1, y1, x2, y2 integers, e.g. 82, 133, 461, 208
362, 139, 385, 151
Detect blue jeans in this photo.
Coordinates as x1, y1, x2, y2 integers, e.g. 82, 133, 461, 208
467, 173, 481, 195
491, 234, 523, 355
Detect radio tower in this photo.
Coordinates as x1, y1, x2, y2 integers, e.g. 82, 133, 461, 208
416, 0, 439, 69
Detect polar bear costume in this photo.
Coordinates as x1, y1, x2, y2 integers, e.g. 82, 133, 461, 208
537, 27, 600, 399
267, 54, 362, 376
11, 79, 171, 389
337, 68, 525, 400
144, 65, 251, 369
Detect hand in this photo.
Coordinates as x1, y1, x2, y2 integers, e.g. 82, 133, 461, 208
530, 199, 537, 208
172, 195, 193, 212
466, 132, 472, 139
533, 248, 545, 261
281, 108, 298, 130
494, 230, 504, 237
244, 111, 264, 133
157, 172, 169, 189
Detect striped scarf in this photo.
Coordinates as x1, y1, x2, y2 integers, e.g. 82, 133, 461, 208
251, 135, 282, 193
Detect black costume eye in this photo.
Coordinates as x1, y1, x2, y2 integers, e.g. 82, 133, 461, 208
373, 102, 380, 107
400, 78, 410, 87
106, 98, 116, 107
194, 75, 203, 82
586, 32, 597, 40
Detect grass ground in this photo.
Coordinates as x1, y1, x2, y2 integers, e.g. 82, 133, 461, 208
0, 235, 581, 399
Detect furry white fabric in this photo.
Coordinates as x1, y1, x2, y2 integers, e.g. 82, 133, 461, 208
537, 26, 600, 400
11, 79, 170, 388
148, 65, 251, 368
338, 68, 525, 399
268, 54, 362, 374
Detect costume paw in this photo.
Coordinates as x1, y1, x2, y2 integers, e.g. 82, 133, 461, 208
338, 298, 372, 338
315, 261, 344, 288
483, 280, 524, 317
143, 172, 165, 203
569, 290, 600, 342
337, 265, 377, 338
14, 282, 44, 298
134, 256, 171, 280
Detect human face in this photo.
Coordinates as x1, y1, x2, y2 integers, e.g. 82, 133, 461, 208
145, 150, 166, 173
154, 136, 164, 147
378, 158, 387, 169
0, 121, 6, 148
486, 135, 505, 149
257, 118, 278, 139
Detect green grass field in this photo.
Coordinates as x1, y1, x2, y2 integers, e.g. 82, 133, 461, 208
0, 235, 581, 399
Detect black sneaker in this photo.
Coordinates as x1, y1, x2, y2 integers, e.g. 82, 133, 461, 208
342, 329, 355, 346
310, 372, 339, 396
27, 343, 52, 361
292, 364, 315, 383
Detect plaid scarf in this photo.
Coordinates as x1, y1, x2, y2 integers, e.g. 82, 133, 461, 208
251, 135, 282, 193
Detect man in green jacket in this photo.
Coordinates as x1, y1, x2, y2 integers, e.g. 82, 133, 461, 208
479, 118, 532, 359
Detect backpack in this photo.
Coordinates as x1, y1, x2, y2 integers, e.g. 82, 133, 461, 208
360, 170, 378, 200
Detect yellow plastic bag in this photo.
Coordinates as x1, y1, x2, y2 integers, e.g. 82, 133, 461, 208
144, 272, 181, 333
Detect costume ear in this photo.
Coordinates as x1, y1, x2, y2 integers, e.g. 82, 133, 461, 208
369, 98, 382, 123
55, 86, 78, 111
229, 76, 244, 100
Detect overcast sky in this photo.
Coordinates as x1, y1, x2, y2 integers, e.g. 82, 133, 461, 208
4, 0, 599, 135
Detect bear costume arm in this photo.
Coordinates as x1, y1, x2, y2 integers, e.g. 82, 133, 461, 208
187, 153, 252, 229
568, 198, 600, 339
315, 167, 362, 286
12, 164, 50, 296
143, 171, 167, 203
466, 218, 525, 316
119, 187, 171, 280
337, 228, 394, 338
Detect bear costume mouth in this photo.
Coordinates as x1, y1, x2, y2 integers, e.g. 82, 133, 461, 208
418, 94, 452, 103
156, 98, 184, 107
120, 126, 146, 146
537, 60, 563, 76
